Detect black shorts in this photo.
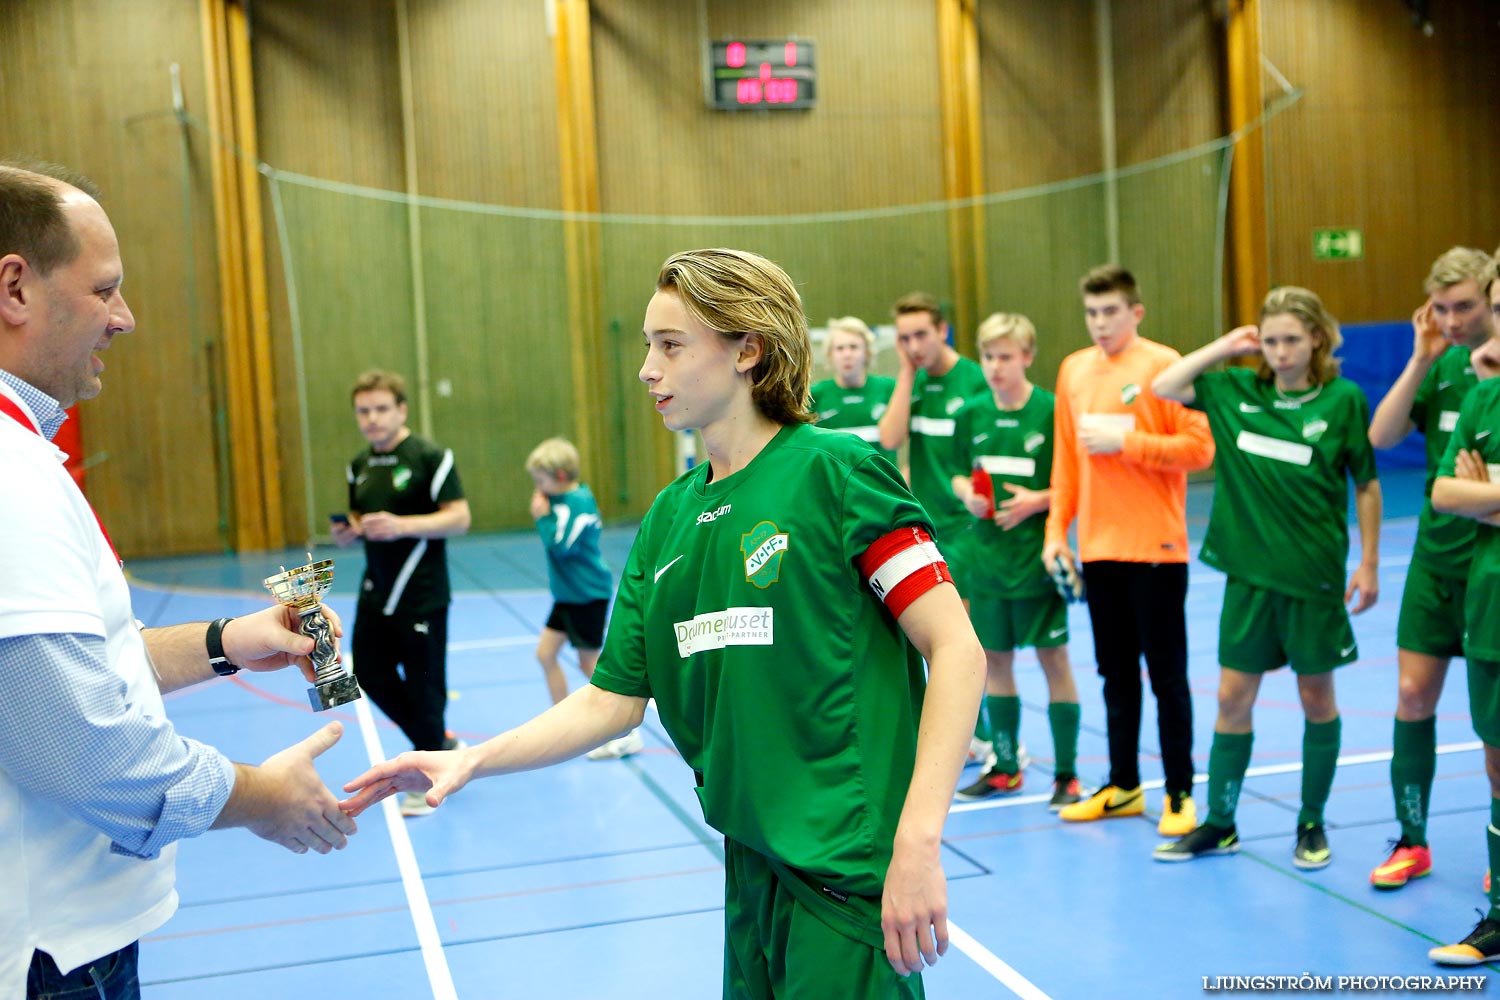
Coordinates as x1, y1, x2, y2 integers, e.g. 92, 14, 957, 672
546, 598, 609, 650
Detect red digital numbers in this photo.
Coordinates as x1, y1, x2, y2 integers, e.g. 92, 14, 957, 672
726, 41, 745, 68
717, 40, 809, 108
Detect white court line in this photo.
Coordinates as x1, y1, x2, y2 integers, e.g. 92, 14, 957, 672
947, 921, 1054, 999
948, 740, 1485, 814
352, 689, 459, 1000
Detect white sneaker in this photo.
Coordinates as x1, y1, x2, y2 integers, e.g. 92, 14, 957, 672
966, 736, 991, 764
400, 791, 435, 817
586, 729, 644, 760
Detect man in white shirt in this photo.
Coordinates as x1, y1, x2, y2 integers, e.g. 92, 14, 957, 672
0, 161, 358, 1000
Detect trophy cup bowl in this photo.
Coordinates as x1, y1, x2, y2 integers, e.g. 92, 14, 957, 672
263, 557, 362, 711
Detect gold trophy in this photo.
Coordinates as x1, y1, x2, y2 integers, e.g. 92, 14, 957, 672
264, 556, 362, 711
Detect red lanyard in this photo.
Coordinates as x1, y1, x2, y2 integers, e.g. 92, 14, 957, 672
0, 393, 122, 566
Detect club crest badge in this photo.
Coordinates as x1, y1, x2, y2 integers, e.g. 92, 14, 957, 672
741, 520, 790, 589
392, 466, 413, 491
1120, 383, 1140, 405
1302, 418, 1328, 442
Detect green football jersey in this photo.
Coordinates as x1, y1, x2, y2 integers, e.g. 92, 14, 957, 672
953, 387, 1055, 599
1191, 369, 1377, 603
534, 483, 613, 604
590, 423, 931, 894
1411, 345, 1482, 578
1438, 377, 1500, 660
909, 356, 988, 540
809, 374, 897, 461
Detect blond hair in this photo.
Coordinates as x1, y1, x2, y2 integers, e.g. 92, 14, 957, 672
1424, 246, 1493, 294
656, 249, 812, 425
525, 437, 581, 481
975, 312, 1037, 355
825, 316, 875, 364
1258, 286, 1342, 385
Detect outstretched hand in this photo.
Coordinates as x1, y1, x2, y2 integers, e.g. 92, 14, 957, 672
340, 747, 474, 818
246, 722, 357, 854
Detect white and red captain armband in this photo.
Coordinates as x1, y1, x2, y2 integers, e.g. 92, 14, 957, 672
856, 526, 952, 617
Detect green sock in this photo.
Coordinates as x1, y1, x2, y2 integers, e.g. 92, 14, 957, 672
986, 695, 1021, 772
1048, 701, 1081, 779
973, 703, 992, 745
1298, 716, 1342, 828
1390, 717, 1437, 846
1488, 799, 1500, 922
1206, 731, 1253, 828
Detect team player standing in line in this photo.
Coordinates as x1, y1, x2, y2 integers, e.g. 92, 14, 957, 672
1151, 286, 1382, 868
1044, 265, 1214, 837
1366, 247, 1497, 889
1427, 262, 1500, 967
342, 249, 985, 998
877, 293, 994, 762
948, 313, 1082, 809
810, 316, 897, 462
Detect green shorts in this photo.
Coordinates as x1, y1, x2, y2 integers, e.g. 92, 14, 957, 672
1218, 578, 1357, 675
935, 525, 975, 600
723, 838, 922, 1000
969, 590, 1068, 651
1395, 559, 1467, 658
1467, 659, 1500, 748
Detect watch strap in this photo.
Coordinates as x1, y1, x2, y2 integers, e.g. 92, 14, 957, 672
207, 617, 240, 676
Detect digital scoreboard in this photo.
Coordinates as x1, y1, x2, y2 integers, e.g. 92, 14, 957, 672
707, 39, 816, 111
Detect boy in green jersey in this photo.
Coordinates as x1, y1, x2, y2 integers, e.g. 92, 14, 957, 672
342, 249, 986, 998
810, 316, 897, 462
876, 293, 992, 763
1428, 286, 1500, 967
1152, 287, 1381, 870
947, 314, 1082, 809
525, 437, 639, 760
1367, 247, 1497, 889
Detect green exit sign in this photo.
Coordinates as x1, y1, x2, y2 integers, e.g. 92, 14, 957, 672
1313, 228, 1364, 260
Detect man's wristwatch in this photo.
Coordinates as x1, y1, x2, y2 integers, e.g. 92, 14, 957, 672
206, 617, 241, 676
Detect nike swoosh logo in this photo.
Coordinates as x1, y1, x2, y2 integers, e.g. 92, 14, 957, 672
654, 555, 685, 583
1478, 430, 1493, 441
1238, 402, 1262, 413
1339, 644, 1356, 657
1438, 381, 1453, 391
1103, 792, 1141, 815
1048, 627, 1067, 638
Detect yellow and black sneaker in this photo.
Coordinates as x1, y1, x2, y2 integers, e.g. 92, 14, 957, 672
1153, 822, 1239, 862
1294, 823, 1332, 871
1430, 915, 1500, 966
1058, 784, 1143, 822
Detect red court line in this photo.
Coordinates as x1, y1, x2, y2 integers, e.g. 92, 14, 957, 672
145, 864, 723, 942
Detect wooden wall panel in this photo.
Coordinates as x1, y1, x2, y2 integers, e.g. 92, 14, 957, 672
591, 0, 953, 511
0, 0, 227, 557
1262, 0, 1500, 323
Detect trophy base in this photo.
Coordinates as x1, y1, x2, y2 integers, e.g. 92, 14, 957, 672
308, 673, 362, 712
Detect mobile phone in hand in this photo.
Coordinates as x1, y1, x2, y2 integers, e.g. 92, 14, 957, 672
329, 513, 350, 526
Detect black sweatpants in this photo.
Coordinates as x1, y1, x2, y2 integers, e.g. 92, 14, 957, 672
351, 604, 450, 751
1081, 560, 1194, 797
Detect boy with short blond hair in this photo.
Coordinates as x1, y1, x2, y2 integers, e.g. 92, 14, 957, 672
950, 313, 1082, 808
525, 437, 635, 759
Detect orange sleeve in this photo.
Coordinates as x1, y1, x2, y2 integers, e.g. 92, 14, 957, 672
1044, 357, 1079, 549
1120, 393, 1215, 471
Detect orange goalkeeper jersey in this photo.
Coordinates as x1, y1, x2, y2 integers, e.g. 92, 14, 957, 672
1044, 336, 1214, 564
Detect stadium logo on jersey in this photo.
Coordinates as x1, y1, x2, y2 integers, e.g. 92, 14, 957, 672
697, 504, 733, 525
674, 607, 774, 657
994, 418, 1019, 428
741, 520, 790, 588
1024, 432, 1045, 453
1120, 383, 1140, 405
1302, 418, 1328, 442
946, 397, 965, 416
392, 466, 413, 491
